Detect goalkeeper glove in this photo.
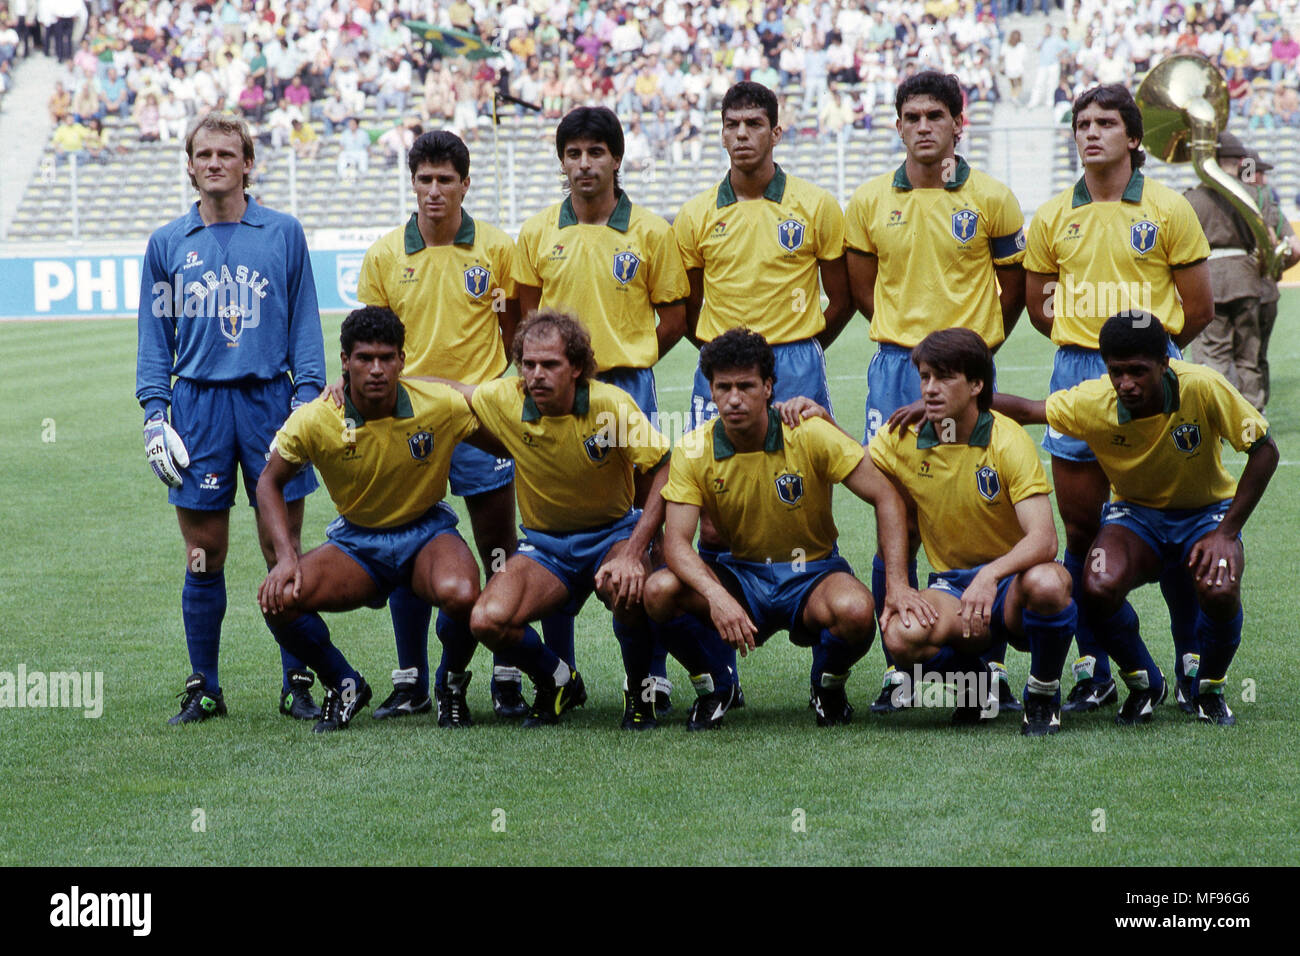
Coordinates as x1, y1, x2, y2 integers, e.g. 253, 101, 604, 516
143, 412, 190, 489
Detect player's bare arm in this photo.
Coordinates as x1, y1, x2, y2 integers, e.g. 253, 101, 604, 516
517, 283, 541, 320
989, 391, 1047, 426
839, 455, 937, 631
1169, 260, 1213, 348
498, 295, 522, 355
255, 448, 306, 614
815, 255, 854, 349
595, 456, 671, 610
653, 300, 687, 358
1188, 436, 1278, 587
961, 494, 1058, 639
682, 267, 704, 346
1025, 270, 1056, 339
662, 500, 759, 653
995, 263, 1027, 345
845, 249, 877, 325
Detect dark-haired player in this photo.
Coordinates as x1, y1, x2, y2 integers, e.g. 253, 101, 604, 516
645, 329, 932, 729
845, 70, 1028, 712
998, 313, 1276, 725
1024, 84, 1213, 713
865, 329, 1076, 735
351, 129, 528, 721
136, 112, 326, 725
257, 306, 488, 731
513, 106, 690, 710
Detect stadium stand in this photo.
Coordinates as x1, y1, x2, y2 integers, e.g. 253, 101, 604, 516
2, 0, 1298, 241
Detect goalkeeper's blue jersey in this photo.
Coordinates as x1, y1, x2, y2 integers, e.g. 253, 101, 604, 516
135, 197, 326, 409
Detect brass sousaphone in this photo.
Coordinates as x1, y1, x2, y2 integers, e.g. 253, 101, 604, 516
1136, 54, 1288, 278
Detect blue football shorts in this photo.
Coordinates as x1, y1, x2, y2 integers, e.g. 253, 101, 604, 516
517, 508, 643, 615
926, 565, 1018, 649
325, 501, 463, 608
1100, 498, 1235, 565
713, 551, 854, 646
169, 374, 317, 510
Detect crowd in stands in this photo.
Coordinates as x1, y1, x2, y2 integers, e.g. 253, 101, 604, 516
9, 0, 1300, 173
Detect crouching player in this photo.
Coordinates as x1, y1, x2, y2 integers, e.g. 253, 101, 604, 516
644, 328, 932, 729
434, 310, 727, 729
1000, 313, 1276, 725
871, 329, 1077, 735
256, 306, 484, 732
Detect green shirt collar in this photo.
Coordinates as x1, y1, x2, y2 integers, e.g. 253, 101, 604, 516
557, 190, 632, 231
715, 164, 788, 208
1072, 169, 1145, 208
343, 382, 414, 426
916, 409, 994, 449
403, 210, 477, 254
1116, 367, 1180, 424
891, 155, 971, 191
711, 407, 785, 460
521, 379, 591, 422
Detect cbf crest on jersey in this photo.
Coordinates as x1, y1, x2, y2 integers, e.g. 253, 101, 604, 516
775, 472, 804, 504
975, 465, 1001, 501
1170, 422, 1201, 453
584, 430, 611, 463
777, 218, 805, 252
408, 430, 434, 461
464, 265, 490, 298
951, 209, 979, 244
219, 304, 245, 343
613, 250, 641, 285
1130, 219, 1158, 255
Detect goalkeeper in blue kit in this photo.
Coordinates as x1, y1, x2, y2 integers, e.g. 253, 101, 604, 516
135, 114, 327, 725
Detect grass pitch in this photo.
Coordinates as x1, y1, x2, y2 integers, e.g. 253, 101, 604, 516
2, 297, 1298, 866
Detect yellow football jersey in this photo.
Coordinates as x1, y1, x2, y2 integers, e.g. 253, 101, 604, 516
470, 377, 671, 532
1044, 359, 1269, 510
357, 211, 516, 384
663, 412, 864, 563
844, 157, 1026, 348
273, 380, 477, 529
514, 192, 688, 371
1024, 171, 1209, 348
674, 165, 846, 344
868, 410, 1051, 573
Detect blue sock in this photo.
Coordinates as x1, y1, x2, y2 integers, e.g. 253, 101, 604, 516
505, 625, 565, 686
811, 628, 871, 687
1194, 606, 1242, 682
276, 646, 313, 692
1090, 601, 1160, 690
979, 640, 1009, 669
1159, 562, 1199, 680
613, 616, 653, 697
434, 609, 476, 690
390, 586, 432, 697
268, 613, 360, 691
182, 569, 225, 693
1065, 549, 1111, 681
918, 646, 959, 674
653, 615, 727, 685
541, 612, 576, 668
649, 640, 669, 681
1024, 602, 1077, 687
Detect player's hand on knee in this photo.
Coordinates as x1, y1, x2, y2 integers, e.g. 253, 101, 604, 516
886, 399, 926, 434
258, 558, 301, 615
143, 412, 189, 488
596, 553, 645, 611
323, 376, 346, 408
774, 396, 830, 428
1188, 531, 1239, 588
881, 585, 939, 633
